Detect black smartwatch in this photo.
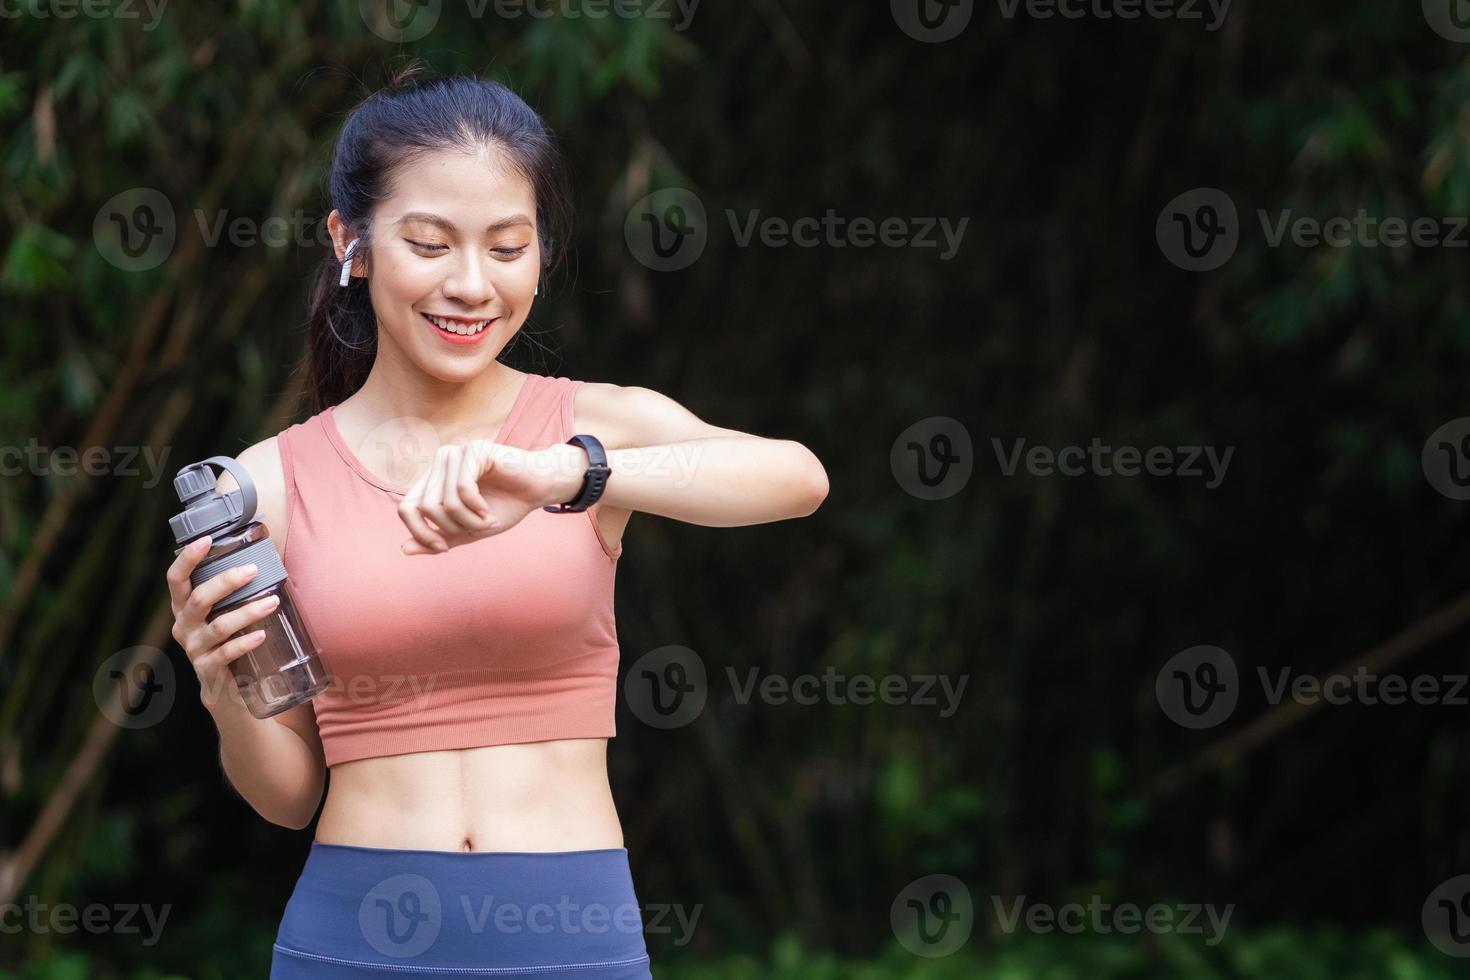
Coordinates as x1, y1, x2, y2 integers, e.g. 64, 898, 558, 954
543, 434, 611, 513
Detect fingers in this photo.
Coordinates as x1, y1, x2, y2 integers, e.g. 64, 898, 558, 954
179, 562, 261, 637
398, 440, 518, 555
166, 535, 212, 615
456, 440, 493, 521
214, 627, 269, 665
203, 592, 281, 647
443, 442, 496, 536
195, 629, 270, 705
399, 462, 448, 553
421, 443, 458, 540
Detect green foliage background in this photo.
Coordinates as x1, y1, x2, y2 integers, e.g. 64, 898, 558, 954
2, 0, 1470, 976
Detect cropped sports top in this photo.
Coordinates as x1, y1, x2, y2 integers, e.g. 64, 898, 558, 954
273, 373, 622, 767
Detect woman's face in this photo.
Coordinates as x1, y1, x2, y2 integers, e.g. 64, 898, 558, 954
343, 145, 541, 382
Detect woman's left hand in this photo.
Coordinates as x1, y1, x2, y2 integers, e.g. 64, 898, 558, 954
397, 440, 584, 555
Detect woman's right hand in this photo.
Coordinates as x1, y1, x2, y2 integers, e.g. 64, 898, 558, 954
167, 535, 282, 711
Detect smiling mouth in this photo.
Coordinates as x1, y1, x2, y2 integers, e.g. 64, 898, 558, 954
422, 312, 497, 336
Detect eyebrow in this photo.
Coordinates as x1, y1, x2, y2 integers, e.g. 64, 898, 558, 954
394, 212, 534, 234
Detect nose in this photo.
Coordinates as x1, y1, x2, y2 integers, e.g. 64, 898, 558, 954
441, 250, 497, 307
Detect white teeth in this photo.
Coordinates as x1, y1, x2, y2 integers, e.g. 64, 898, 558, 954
426, 314, 491, 335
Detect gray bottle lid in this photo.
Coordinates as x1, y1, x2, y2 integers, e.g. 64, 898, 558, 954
168, 455, 259, 544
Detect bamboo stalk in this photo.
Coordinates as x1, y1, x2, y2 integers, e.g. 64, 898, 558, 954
0, 42, 321, 663
1151, 587, 1470, 800
0, 374, 302, 905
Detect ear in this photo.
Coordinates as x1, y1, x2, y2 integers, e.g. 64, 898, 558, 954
327, 210, 352, 263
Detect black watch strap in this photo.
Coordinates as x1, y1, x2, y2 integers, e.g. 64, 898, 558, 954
543, 434, 611, 513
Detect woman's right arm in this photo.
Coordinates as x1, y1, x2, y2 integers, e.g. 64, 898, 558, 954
166, 437, 327, 831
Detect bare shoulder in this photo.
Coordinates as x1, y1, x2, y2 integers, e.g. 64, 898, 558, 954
213, 436, 290, 554
571, 380, 750, 449
570, 381, 639, 451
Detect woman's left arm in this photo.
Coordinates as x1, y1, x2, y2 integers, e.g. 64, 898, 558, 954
398, 384, 830, 554
544, 384, 829, 527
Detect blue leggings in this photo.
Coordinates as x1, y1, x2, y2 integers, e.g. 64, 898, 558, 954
270, 842, 653, 979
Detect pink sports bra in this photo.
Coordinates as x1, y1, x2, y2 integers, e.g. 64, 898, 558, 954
273, 373, 621, 767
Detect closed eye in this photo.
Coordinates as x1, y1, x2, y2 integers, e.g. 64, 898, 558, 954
408, 240, 526, 257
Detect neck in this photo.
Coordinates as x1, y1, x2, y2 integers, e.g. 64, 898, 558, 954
348, 327, 521, 430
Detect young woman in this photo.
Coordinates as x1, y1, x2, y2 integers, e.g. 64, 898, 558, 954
163, 70, 828, 978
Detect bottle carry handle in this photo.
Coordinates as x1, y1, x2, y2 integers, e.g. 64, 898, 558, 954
194, 455, 258, 536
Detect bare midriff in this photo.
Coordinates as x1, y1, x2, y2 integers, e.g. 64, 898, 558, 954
313, 737, 624, 853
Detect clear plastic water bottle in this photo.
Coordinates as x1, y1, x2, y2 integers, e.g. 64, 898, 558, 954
168, 455, 331, 718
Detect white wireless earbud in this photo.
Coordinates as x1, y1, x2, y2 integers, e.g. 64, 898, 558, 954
338, 238, 360, 287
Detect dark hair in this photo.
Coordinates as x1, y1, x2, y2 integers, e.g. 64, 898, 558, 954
303, 63, 572, 413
